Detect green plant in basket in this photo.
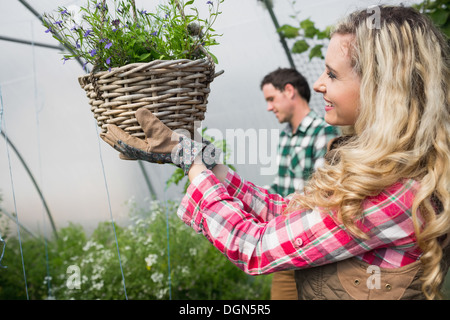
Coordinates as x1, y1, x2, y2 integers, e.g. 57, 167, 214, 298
43, 0, 224, 72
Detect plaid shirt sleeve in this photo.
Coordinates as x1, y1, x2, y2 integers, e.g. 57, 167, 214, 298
177, 168, 423, 274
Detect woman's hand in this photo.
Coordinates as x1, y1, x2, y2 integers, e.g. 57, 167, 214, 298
101, 107, 221, 175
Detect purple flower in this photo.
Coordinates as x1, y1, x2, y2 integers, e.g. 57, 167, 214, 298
61, 9, 68, 15
95, 3, 106, 10
105, 42, 112, 49
82, 61, 89, 71
54, 20, 63, 27
90, 49, 97, 57
63, 57, 69, 64
112, 19, 120, 27
84, 29, 92, 37
45, 27, 52, 33
75, 39, 81, 49
141, 10, 147, 15
206, 1, 213, 5
106, 56, 111, 65
150, 31, 157, 36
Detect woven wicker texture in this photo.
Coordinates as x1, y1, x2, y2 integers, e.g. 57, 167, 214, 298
78, 58, 220, 139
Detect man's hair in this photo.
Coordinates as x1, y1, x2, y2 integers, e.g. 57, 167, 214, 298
260, 68, 311, 103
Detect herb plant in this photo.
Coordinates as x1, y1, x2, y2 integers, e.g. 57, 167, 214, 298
43, 0, 224, 72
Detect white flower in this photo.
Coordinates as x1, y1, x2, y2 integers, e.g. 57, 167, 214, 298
180, 266, 189, 276
82, 240, 96, 251
145, 254, 158, 267
92, 280, 104, 290
151, 272, 164, 283
156, 288, 168, 299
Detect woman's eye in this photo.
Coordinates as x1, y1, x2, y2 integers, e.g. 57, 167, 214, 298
327, 71, 336, 79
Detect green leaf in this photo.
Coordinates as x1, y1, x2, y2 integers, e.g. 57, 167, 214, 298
208, 51, 219, 64
291, 40, 309, 54
277, 24, 300, 38
317, 26, 332, 39
299, 18, 314, 30
440, 22, 450, 38
303, 25, 319, 38
430, 9, 449, 26
138, 53, 151, 61
309, 44, 324, 60
165, 167, 186, 189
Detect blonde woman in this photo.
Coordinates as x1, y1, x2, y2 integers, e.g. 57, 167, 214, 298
101, 5, 450, 299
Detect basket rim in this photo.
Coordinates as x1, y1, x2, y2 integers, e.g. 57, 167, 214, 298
78, 57, 215, 80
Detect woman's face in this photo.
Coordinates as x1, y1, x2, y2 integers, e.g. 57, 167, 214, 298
313, 33, 361, 126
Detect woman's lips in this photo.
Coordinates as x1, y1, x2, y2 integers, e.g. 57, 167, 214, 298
324, 99, 334, 112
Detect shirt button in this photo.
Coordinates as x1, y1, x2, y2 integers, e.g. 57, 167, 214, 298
294, 238, 303, 248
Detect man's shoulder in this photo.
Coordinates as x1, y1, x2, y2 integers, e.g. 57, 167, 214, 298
304, 111, 338, 135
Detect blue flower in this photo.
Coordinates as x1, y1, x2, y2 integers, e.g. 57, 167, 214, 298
207, 1, 213, 5
63, 57, 69, 64
84, 29, 92, 37
45, 27, 52, 33
90, 49, 97, 57
61, 9, 68, 15
150, 31, 158, 36
54, 20, 63, 27
105, 42, 112, 49
106, 56, 111, 65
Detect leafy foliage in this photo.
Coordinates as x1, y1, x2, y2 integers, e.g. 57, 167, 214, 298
0, 199, 271, 300
276, 0, 331, 60
415, 0, 450, 38
43, 0, 224, 71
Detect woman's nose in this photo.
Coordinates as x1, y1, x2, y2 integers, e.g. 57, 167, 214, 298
313, 73, 326, 93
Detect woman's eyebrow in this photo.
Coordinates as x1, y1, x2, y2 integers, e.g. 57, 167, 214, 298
326, 64, 339, 76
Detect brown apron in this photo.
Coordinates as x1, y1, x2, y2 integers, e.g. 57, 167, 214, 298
294, 245, 450, 300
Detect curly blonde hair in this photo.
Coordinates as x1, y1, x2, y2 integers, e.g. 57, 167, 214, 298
288, 5, 450, 299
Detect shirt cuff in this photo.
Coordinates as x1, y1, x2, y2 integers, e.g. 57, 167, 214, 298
177, 169, 223, 232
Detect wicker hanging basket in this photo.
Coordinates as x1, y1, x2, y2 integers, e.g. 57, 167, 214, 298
78, 56, 222, 139
77, 0, 223, 139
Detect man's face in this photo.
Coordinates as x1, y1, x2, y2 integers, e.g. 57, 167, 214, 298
262, 83, 295, 124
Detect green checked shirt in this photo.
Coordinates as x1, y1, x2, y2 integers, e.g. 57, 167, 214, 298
268, 110, 338, 197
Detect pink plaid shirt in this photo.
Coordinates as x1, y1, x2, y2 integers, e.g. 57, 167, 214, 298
177, 168, 423, 275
